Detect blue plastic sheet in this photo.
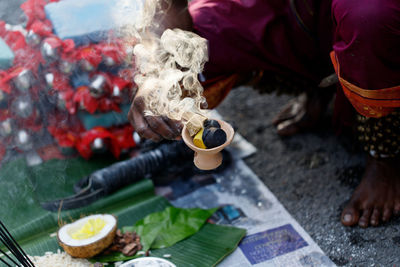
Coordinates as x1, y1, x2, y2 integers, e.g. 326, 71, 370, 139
0, 37, 14, 69
45, 0, 144, 45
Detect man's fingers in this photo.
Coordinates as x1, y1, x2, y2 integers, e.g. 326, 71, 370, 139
129, 96, 162, 141
128, 96, 145, 126
163, 116, 183, 136
133, 95, 146, 111
129, 95, 183, 141
128, 101, 136, 126
133, 110, 162, 142
146, 116, 177, 140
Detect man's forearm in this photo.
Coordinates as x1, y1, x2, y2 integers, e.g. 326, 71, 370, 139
160, 0, 192, 32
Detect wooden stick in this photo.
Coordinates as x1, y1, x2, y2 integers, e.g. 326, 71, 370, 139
182, 111, 207, 136
0, 221, 35, 267
0, 248, 17, 267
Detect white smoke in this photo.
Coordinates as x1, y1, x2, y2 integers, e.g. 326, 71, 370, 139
134, 28, 208, 120
118, 0, 209, 121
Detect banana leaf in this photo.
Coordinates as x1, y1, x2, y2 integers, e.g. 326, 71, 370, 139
94, 224, 246, 266
150, 224, 246, 267
93, 207, 218, 263
126, 207, 218, 250
1, 157, 119, 240
0, 157, 246, 266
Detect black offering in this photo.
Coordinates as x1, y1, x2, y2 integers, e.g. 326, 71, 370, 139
202, 120, 227, 148
203, 119, 221, 129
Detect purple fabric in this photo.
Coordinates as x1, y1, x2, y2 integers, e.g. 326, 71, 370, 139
189, 0, 333, 84
189, 0, 400, 90
332, 0, 400, 89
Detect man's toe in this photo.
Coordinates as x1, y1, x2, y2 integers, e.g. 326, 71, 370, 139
370, 208, 381, 226
276, 119, 300, 136
272, 99, 301, 126
272, 107, 295, 126
341, 204, 360, 226
382, 205, 393, 222
358, 208, 372, 228
394, 202, 400, 215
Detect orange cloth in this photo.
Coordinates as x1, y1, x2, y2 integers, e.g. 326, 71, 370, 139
202, 74, 238, 109
331, 51, 400, 118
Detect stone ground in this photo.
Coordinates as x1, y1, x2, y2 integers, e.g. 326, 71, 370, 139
217, 86, 400, 266
1, 1, 400, 266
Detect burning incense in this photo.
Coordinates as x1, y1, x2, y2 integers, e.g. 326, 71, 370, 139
0, 220, 35, 267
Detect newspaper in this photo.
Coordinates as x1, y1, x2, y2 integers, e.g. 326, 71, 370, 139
156, 130, 335, 267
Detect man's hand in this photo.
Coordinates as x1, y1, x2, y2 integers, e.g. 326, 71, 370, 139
128, 94, 183, 142
128, 0, 191, 141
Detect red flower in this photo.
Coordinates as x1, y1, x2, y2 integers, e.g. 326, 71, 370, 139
76, 127, 114, 159
97, 41, 126, 66
29, 20, 53, 37
73, 86, 98, 114
110, 125, 136, 150
20, 0, 47, 29
76, 45, 102, 69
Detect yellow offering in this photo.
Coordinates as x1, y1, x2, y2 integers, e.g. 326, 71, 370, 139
193, 128, 206, 149
71, 218, 106, 240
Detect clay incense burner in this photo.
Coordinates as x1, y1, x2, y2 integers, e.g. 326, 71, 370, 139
182, 119, 234, 170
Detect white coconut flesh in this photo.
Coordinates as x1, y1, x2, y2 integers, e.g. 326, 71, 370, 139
57, 214, 117, 258
58, 214, 116, 247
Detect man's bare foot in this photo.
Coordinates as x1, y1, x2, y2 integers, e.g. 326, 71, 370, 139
272, 90, 333, 136
341, 155, 400, 228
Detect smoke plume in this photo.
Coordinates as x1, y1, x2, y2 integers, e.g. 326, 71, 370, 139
120, 0, 210, 121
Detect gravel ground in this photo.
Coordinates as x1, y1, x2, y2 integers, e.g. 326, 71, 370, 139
2, 1, 400, 266
217, 86, 400, 266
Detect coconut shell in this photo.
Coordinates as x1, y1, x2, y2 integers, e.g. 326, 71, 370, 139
57, 216, 117, 258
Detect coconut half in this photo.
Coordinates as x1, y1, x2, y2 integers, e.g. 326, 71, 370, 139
57, 214, 117, 258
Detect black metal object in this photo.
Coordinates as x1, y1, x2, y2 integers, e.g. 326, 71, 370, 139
40, 141, 194, 212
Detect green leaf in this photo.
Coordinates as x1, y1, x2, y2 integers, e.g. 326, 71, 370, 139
90, 252, 140, 263
131, 207, 217, 250
93, 224, 246, 267
125, 222, 163, 251
1, 158, 245, 267
1, 157, 119, 242
151, 224, 246, 267
94, 207, 218, 263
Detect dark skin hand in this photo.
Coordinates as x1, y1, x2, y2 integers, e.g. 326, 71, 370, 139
128, 0, 193, 141
341, 155, 400, 228
128, 92, 183, 141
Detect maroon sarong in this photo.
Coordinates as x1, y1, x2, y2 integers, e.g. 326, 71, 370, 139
189, 0, 400, 118
189, 0, 334, 84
